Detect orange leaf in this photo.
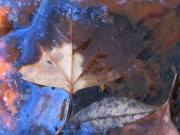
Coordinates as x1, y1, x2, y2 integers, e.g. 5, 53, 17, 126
0, 60, 6, 74
0, 6, 12, 36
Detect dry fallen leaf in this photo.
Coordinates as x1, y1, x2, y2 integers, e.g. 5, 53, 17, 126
62, 96, 158, 134
109, 66, 179, 135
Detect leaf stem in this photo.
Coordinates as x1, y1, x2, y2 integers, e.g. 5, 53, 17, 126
168, 66, 178, 101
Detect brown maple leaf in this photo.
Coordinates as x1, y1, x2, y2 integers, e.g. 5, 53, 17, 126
17, 0, 124, 133
3, 0, 178, 133
19, 22, 121, 94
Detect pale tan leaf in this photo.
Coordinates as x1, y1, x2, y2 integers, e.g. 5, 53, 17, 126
19, 17, 121, 94
19, 49, 70, 91
63, 97, 158, 133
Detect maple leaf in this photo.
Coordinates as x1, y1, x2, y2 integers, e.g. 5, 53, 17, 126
18, 0, 123, 94
17, 0, 123, 133
19, 22, 121, 94
2, 0, 179, 134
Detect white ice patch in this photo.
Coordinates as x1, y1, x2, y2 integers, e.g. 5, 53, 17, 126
116, 0, 127, 5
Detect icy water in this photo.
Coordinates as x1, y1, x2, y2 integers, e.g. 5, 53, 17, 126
0, 0, 180, 134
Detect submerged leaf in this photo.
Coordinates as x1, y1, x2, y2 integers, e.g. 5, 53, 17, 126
19, 23, 121, 94
70, 97, 158, 123
74, 0, 180, 25
62, 97, 158, 134
62, 67, 179, 134
110, 101, 179, 135
18, 0, 127, 94
109, 67, 179, 135
0, 6, 12, 36
1, 0, 180, 134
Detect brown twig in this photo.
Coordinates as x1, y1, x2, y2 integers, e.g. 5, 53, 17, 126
167, 66, 178, 102
55, 95, 72, 135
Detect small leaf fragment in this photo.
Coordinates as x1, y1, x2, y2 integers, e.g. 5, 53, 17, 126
0, 6, 12, 36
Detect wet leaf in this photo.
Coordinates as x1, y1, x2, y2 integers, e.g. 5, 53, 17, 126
0, 6, 12, 36
19, 22, 121, 94
14, 0, 180, 133
61, 67, 179, 135
0, 61, 19, 131
74, 0, 180, 25
62, 96, 158, 134
0, 0, 180, 134
109, 67, 179, 135
18, 0, 123, 95
109, 101, 179, 135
